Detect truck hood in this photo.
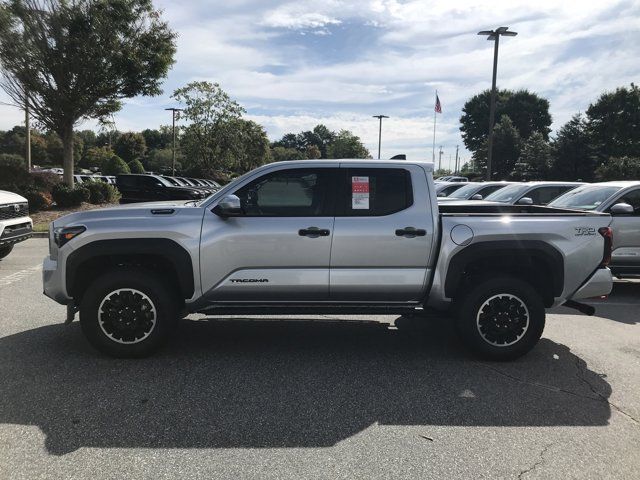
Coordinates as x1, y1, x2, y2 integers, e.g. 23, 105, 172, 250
0, 189, 28, 205
52, 200, 198, 228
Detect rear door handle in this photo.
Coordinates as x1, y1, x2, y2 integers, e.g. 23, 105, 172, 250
395, 227, 426, 237
299, 227, 330, 237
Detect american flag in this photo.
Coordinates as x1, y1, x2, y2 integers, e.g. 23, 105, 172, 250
435, 94, 442, 113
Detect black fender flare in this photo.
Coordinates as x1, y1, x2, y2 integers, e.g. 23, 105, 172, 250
66, 238, 195, 299
444, 240, 564, 300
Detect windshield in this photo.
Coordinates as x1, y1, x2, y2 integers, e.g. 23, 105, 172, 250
548, 185, 622, 211
484, 184, 529, 203
155, 176, 175, 187
162, 176, 180, 186
447, 183, 483, 199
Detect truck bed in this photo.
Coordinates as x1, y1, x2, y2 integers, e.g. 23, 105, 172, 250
438, 203, 608, 216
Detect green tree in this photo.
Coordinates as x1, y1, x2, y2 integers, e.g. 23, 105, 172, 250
326, 130, 370, 159
145, 147, 181, 173
232, 119, 271, 173
173, 81, 245, 172
0, 0, 177, 185
586, 83, 640, 160
83, 146, 115, 171
270, 146, 304, 162
114, 132, 147, 163
127, 158, 145, 174
474, 115, 522, 179
102, 155, 130, 175
306, 145, 321, 159
141, 127, 173, 151
595, 156, 640, 181
512, 132, 551, 180
460, 89, 551, 157
550, 114, 597, 181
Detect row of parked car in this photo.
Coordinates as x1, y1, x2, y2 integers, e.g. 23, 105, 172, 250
69, 174, 222, 203
435, 178, 640, 277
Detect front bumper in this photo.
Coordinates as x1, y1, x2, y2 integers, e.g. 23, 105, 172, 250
43, 255, 72, 305
571, 268, 613, 300
0, 220, 32, 246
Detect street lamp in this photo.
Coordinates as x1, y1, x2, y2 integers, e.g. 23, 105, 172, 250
372, 115, 389, 159
477, 26, 517, 180
165, 107, 183, 176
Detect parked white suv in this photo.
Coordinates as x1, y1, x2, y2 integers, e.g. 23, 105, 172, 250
0, 190, 33, 260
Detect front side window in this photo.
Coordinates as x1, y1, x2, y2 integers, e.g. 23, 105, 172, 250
610, 189, 640, 215
340, 168, 413, 216
234, 169, 334, 216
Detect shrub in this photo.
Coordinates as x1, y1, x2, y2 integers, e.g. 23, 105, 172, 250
83, 182, 106, 204
82, 181, 121, 204
595, 156, 640, 181
31, 172, 61, 193
0, 153, 25, 169
51, 183, 90, 208
127, 158, 145, 174
23, 188, 51, 212
102, 155, 131, 175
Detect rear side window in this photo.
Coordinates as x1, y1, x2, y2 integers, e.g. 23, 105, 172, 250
116, 176, 138, 187
339, 168, 413, 216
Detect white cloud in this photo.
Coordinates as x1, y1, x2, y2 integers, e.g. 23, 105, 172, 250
0, 0, 637, 165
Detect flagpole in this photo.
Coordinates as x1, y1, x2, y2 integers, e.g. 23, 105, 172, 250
432, 90, 437, 162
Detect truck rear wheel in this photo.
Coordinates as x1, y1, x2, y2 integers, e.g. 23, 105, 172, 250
79, 269, 178, 358
454, 276, 545, 361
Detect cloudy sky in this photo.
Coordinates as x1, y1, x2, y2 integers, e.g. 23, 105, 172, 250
1, 0, 638, 167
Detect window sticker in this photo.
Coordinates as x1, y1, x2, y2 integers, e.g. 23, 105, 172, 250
352, 176, 370, 209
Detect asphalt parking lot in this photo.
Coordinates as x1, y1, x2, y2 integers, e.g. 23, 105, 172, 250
0, 239, 638, 479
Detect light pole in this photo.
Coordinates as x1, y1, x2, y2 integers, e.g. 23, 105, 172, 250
478, 26, 517, 180
372, 115, 388, 159
165, 107, 183, 176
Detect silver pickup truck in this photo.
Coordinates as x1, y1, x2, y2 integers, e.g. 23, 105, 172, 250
43, 159, 614, 360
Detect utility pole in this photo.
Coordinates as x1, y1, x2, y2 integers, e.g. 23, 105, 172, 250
165, 107, 183, 176
454, 145, 459, 174
25, 88, 31, 172
372, 115, 388, 159
477, 26, 517, 180
438, 146, 443, 171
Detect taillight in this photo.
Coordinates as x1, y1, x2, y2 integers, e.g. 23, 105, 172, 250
598, 227, 612, 267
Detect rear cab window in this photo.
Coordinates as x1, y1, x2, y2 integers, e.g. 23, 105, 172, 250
338, 168, 413, 216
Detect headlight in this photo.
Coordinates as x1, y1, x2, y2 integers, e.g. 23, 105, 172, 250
54, 226, 86, 247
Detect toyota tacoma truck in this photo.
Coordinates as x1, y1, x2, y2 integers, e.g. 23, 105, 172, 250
43, 160, 614, 360
0, 190, 33, 260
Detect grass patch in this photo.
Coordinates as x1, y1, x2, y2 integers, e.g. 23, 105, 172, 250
33, 223, 49, 233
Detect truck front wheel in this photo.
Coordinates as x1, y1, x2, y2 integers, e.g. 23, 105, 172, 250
454, 276, 545, 361
0, 244, 14, 260
79, 269, 178, 357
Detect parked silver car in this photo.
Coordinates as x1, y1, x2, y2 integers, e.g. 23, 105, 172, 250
438, 181, 514, 202
549, 181, 640, 277
435, 181, 466, 197
482, 181, 585, 206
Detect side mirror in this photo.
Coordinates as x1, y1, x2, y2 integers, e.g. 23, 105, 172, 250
517, 197, 533, 205
470, 194, 483, 200
610, 202, 634, 216
213, 194, 242, 217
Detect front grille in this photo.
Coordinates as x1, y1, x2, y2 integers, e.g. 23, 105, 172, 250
0, 203, 29, 220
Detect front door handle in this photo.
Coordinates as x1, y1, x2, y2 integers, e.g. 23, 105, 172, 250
299, 227, 330, 237
395, 227, 426, 237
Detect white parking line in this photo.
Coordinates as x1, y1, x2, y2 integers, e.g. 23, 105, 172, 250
0, 264, 42, 287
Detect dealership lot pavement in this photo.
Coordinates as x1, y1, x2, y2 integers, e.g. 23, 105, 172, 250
0, 239, 639, 479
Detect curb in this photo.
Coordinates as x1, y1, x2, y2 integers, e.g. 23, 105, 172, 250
31, 232, 49, 238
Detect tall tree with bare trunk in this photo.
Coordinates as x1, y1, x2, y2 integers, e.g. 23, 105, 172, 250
0, 0, 176, 185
